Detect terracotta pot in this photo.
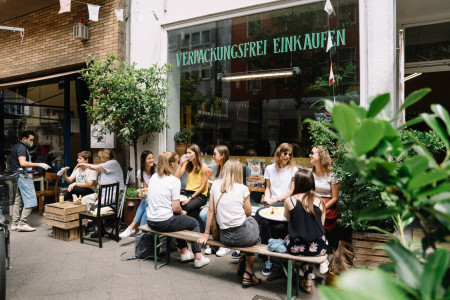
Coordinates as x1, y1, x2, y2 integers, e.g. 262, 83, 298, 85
124, 198, 141, 226
175, 143, 187, 156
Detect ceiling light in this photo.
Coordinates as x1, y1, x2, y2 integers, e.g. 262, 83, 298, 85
404, 72, 422, 81
218, 67, 300, 81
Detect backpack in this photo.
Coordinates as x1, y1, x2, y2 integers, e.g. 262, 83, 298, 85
121, 232, 160, 261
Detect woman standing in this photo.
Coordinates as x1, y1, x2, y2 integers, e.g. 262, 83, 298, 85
309, 145, 340, 249
255, 143, 297, 276
174, 144, 209, 217
120, 150, 156, 238
284, 169, 327, 294
197, 159, 260, 287
147, 152, 210, 268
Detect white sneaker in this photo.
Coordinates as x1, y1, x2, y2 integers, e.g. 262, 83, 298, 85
180, 251, 195, 262
204, 245, 212, 255
119, 227, 136, 238
319, 260, 329, 274
10, 224, 17, 231
17, 224, 36, 232
216, 247, 230, 257
138, 224, 151, 232
194, 256, 210, 268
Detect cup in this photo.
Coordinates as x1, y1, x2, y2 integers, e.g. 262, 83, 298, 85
59, 195, 64, 203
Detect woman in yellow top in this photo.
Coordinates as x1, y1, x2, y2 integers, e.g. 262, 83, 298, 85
175, 144, 209, 217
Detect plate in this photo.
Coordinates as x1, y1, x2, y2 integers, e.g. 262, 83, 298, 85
259, 207, 288, 222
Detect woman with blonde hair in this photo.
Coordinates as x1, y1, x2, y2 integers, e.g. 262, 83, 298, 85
284, 169, 327, 294
147, 152, 210, 268
175, 144, 209, 217
198, 159, 260, 287
309, 145, 339, 248
255, 142, 297, 276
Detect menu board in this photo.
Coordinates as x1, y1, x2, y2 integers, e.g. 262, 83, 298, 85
246, 159, 265, 192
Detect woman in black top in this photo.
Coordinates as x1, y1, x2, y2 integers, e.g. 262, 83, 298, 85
284, 169, 328, 294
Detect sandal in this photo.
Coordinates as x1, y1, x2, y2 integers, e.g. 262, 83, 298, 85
242, 271, 261, 288
300, 280, 312, 294
237, 255, 246, 276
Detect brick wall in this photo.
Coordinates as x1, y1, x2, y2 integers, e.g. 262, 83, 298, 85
0, 0, 127, 80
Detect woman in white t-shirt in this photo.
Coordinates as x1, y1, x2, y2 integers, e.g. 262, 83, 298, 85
198, 159, 260, 288
255, 142, 297, 276
147, 152, 210, 268
309, 145, 339, 248
60, 151, 98, 201
80, 149, 125, 190
120, 150, 156, 238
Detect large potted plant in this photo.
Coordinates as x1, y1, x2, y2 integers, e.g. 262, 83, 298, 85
306, 89, 449, 300
174, 128, 194, 156
81, 55, 172, 187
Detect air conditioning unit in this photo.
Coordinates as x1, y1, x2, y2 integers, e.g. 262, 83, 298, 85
73, 18, 89, 40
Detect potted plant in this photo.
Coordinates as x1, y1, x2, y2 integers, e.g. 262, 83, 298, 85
174, 128, 194, 156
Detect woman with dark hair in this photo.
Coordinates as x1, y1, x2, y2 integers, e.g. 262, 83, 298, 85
255, 143, 297, 276
120, 150, 156, 238
174, 144, 209, 218
148, 152, 210, 268
284, 169, 327, 294
309, 145, 340, 248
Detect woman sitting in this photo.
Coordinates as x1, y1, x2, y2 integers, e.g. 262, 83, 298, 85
60, 151, 98, 201
147, 152, 210, 268
120, 150, 156, 238
198, 159, 261, 288
284, 169, 327, 294
174, 144, 209, 219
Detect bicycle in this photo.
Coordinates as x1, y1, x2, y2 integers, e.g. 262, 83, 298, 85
0, 168, 31, 300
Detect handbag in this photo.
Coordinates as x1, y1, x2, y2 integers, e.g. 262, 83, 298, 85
210, 193, 224, 241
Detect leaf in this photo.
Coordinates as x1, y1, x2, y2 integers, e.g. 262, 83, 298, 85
431, 104, 450, 135
416, 182, 450, 198
350, 101, 367, 120
358, 206, 401, 221
407, 169, 448, 190
421, 113, 449, 149
318, 286, 350, 300
332, 103, 359, 141
384, 241, 423, 290
368, 226, 399, 241
420, 249, 449, 300
367, 93, 390, 117
353, 120, 385, 156
400, 88, 431, 112
400, 116, 424, 130
400, 156, 429, 177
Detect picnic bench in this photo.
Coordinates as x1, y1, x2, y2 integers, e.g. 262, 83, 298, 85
147, 229, 327, 300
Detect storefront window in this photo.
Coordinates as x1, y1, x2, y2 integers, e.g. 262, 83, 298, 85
167, 0, 360, 157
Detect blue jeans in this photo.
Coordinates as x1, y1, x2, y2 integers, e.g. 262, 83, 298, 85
133, 199, 148, 226
199, 205, 208, 233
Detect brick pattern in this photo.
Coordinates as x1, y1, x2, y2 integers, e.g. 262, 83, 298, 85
0, 0, 127, 80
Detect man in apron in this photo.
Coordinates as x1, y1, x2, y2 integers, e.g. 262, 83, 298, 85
10, 131, 51, 232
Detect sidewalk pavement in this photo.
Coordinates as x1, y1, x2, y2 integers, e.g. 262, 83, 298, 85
6, 211, 322, 300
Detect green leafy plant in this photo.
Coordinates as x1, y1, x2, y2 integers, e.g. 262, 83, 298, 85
306, 89, 449, 300
174, 128, 194, 144
125, 187, 139, 198
81, 55, 172, 187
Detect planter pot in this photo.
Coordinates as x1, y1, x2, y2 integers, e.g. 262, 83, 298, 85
352, 231, 392, 268
124, 198, 141, 226
175, 143, 187, 156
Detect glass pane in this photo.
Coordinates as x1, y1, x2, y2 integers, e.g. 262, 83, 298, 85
405, 22, 450, 63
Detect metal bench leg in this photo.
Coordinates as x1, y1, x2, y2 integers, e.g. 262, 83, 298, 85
286, 260, 294, 300
154, 234, 171, 270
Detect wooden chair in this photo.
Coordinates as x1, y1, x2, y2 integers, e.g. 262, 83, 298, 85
78, 182, 120, 248
35, 172, 59, 216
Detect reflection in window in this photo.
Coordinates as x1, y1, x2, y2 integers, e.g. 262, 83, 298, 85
405, 22, 450, 63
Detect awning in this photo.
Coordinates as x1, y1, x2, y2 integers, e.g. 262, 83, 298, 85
0, 69, 82, 89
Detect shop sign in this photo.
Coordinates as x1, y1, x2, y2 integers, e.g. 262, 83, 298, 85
90, 124, 116, 148
176, 29, 346, 67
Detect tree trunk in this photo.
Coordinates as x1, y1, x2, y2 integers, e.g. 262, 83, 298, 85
132, 140, 139, 189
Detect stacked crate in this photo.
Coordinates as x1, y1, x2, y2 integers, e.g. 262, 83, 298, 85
45, 202, 88, 241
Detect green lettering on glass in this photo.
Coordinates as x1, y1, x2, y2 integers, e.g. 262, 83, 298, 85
231, 44, 238, 58
263, 39, 267, 54
249, 42, 256, 57
238, 43, 244, 58
176, 53, 182, 66
337, 29, 346, 46
294, 35, 302, 50
256, 40, 263, 55
321, 31, 327, 48
273, 38, 280, 53
224, 45, 231, 60
198, 49, 205, 63
312, 32, 320, 49
204, 49, 210, 62
216, 47, 223, 61
303, 33, 312, 50
188, 51, 194, 65
183, 52, 188, 66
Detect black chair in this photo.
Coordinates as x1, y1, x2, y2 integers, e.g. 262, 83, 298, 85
78, 182, 120, 248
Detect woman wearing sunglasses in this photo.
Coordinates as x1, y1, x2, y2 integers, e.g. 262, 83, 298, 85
255, 142, 297, 277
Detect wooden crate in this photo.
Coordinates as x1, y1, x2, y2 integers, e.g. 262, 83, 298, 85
352, 231, 392, 268
52, 227, 84, 242
45, 218, 88, 229
45, 201, 87, 215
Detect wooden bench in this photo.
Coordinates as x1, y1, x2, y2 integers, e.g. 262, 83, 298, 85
147, 229, 327, 300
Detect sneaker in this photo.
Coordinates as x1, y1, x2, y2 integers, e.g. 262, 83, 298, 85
216, 247, 230, 257
138, 224, 152, 232
319, 260, 329, 274
267, 264, 286, 281
119, 226, 136, 238
262, 259, 273, 276
17, 224, 36, 232
204, 245, 212, 255
231, 250, 241, 259
180, 251, 195, 262
194, 256, 210, 268
10, 224, 17, 231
